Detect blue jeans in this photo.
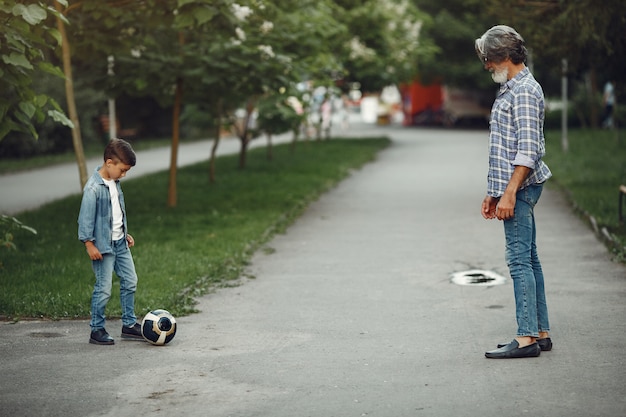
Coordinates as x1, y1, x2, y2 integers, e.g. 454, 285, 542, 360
90, 237, 138, 331
503, 184, 550, 337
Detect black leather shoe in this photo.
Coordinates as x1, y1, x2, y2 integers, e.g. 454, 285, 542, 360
498, 337, 552, 351
90, 329, 114, 345
121, 323, 143, 340
485, 340, 541, 359
537, 338, 553, 351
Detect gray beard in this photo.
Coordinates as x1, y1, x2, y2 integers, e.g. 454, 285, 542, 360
491, 68, 508, 84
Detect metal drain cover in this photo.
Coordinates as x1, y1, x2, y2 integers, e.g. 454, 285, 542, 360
450, 269, 506, 286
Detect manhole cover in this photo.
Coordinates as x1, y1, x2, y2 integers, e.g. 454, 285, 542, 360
450, 269, 506, 286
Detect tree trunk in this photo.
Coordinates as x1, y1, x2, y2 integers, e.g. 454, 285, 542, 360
167, 32, 185, 208
55, 3, 87, 189
238, 136, 248, 169
167, 76, 183, 208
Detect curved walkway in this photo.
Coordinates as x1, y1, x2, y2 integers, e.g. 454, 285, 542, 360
1, 124, 625, 417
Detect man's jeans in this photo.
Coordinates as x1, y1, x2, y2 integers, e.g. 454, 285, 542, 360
503, 184, 550, 337
90, 237, 137, 331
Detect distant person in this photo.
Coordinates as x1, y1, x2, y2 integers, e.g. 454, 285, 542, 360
78, 138, 143, 345
337, 94, 350, 131
475, 25, 553, 359
602, 81, 615, 128
320, 94, 333, 139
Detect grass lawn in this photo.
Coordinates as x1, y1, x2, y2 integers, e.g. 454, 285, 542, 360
0, 138, 390, 320
544, 128, 626, 259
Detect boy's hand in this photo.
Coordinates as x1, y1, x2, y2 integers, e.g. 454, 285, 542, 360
127, 234, 135, 248
84, 241, 103, 260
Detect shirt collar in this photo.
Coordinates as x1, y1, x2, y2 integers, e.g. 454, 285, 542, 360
498, 66, 530, 95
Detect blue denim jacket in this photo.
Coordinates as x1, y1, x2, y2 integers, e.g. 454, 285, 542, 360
77, 168, 128, 254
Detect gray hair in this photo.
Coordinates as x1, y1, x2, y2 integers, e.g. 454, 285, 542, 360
475, 25, 527, 65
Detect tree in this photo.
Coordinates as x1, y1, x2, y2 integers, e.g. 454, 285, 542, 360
174, 0, 346, 171
334, 0, 435, 92
256, 90, 303, 160
412, 0, 494, 89
0, 0, 73, 141
54, 0, 87, 188
483, 0, 626, 126
220, 0, 345, 169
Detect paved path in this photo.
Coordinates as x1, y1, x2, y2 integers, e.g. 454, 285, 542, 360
0, 133, 290, 215
0, 124, 625, 417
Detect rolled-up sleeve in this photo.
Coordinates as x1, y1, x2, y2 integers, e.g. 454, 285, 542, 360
512, 87, 543, 169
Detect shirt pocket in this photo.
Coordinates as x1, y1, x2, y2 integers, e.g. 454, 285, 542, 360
493, 99, 511, 115
491, 99, 512, 129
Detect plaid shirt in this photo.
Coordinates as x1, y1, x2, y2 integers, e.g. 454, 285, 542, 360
487, 67, 552, 197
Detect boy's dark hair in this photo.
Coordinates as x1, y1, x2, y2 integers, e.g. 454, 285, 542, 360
104, 138, 136, 166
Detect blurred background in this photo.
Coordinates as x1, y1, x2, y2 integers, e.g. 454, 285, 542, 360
1, 0, 624, 160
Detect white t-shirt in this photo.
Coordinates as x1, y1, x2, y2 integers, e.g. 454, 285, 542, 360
103, 178, 125, 241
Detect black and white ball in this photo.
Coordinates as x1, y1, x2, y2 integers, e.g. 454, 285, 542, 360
141, 309, 177, 345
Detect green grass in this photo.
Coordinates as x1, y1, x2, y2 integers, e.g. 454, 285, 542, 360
544, 128, 626, 259
0, 138, 390, 320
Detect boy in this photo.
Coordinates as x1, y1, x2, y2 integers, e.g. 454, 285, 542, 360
78, 138, 142, 345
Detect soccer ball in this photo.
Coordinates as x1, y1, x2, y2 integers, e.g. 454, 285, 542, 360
141, 309, 177, 345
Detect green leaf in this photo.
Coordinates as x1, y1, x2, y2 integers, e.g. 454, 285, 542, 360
12, 4, 47, 25
47, 98, 63, 112
48, 28, 63, 46
18, 101, 36, 119
14, 107, 33, 125
34, 94, 48, 107
37, 61, 65, 78
48, 109, 74, 129
2, 52, 34, 69
174, 13, 195, 28
177, 0, 200, 7
19, 224, 37, 235
0, 120, 14, 141
34, 107, 46, 124
194, 7, 217, 26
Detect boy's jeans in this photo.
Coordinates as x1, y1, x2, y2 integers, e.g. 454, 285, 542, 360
503, 184, 550, 338
90, 237, 138, 331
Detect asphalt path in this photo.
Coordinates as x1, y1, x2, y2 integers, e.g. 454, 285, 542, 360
0, 133, 291, 215
0, 123, 625, 417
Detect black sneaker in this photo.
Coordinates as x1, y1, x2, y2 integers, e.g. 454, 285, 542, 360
90, 329, 115, 345
121, 323, 143, 340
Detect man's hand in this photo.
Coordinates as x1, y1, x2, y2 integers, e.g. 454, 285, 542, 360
495, 165, 531, 220
481, 195, 498, 219
496, 192, 516, 220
